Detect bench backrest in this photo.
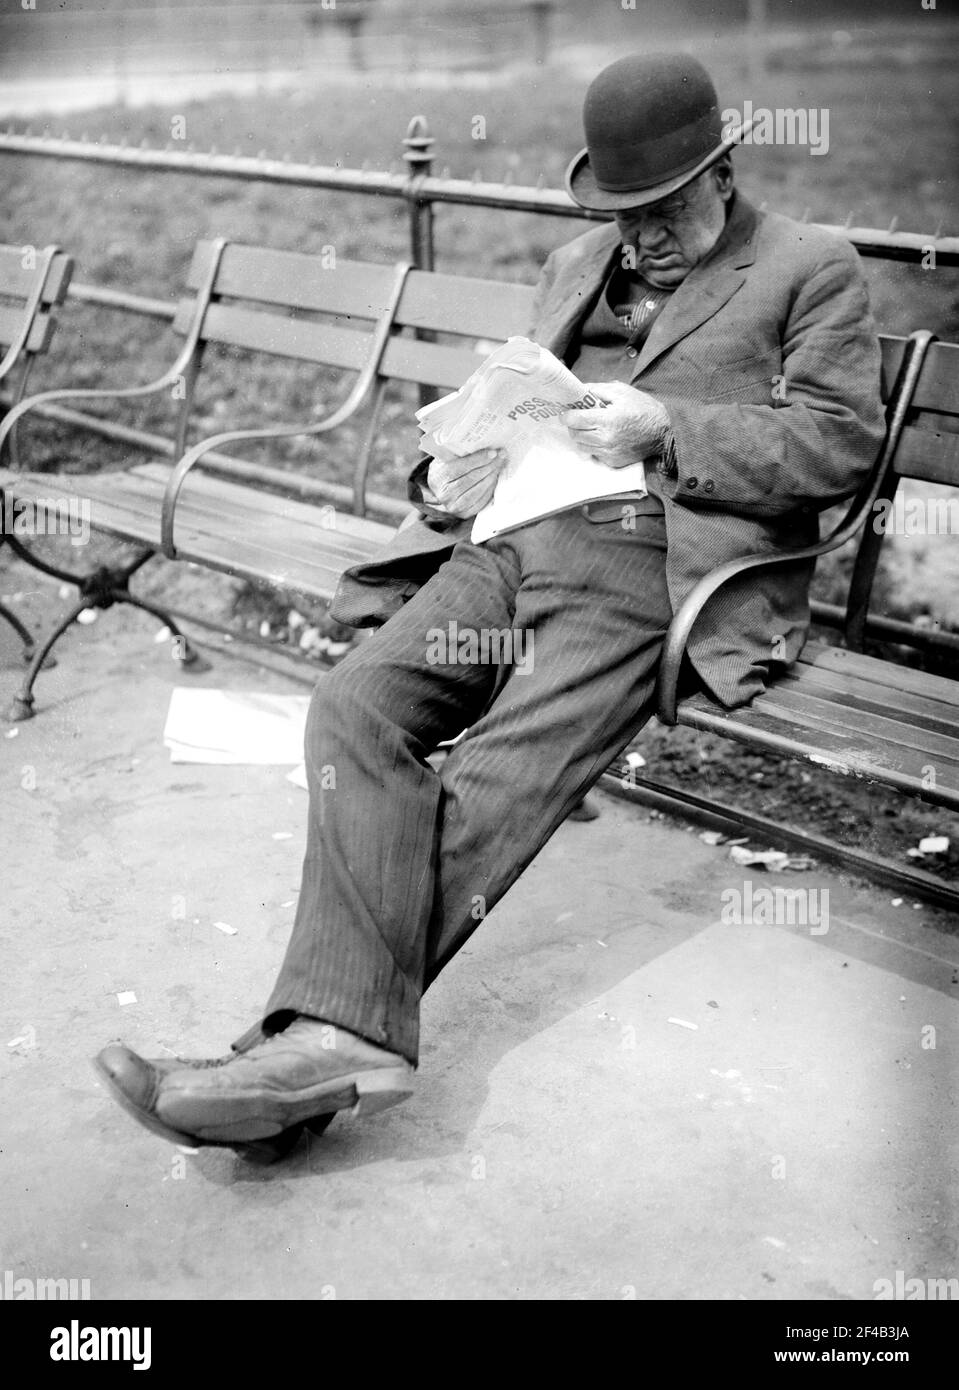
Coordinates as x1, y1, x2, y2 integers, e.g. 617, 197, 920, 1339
879, 336, 959, 488
167, 243, 955, 658
842, 334, 959, 655
174, 240, 536, 391
0, 244, 74, 389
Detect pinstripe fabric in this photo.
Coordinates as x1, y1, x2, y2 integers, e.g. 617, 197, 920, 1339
263, 508, 671, 1063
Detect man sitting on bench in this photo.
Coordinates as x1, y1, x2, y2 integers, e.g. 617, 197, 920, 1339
96, 53, 886, 1156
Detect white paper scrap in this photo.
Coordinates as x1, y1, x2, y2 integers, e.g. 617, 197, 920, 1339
163, 689, 310, 765
116, 991, 137, 1007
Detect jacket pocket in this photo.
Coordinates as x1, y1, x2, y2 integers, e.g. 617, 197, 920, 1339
582, 495, 664, 524
706, 347, 782, 401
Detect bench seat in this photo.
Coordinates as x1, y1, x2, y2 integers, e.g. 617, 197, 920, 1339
675, 641, 959, 811
0, 461, 394, 602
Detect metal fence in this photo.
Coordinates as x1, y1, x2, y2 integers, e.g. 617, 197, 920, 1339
2, 121, 957, 275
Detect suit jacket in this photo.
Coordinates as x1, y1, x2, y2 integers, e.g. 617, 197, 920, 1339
331, 192, 886, 708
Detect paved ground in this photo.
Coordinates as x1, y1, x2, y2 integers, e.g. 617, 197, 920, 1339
1, 573, 957, 1301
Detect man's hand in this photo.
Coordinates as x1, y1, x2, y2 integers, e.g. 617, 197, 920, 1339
563, 382, 670, 468
426, 447, 506, 518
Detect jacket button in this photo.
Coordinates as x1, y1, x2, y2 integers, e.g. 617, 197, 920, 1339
704, 479, 715, 492
626, 347, 638, 358
685, 476, 698, 489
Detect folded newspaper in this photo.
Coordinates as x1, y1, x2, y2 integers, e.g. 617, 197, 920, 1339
416, 337, 647, 543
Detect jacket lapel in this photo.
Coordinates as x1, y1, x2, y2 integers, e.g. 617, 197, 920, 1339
631, 193, 759, 381
536, 224, 621, 363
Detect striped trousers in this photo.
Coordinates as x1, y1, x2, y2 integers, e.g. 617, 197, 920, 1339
258, 505, 672, 1064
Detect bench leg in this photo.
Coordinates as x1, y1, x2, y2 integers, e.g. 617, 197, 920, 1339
118, 592, 211, 676
3, 556, 210, 721
5, 596, 91, 720
0, 599, 38, 665
0, 533, 58, 667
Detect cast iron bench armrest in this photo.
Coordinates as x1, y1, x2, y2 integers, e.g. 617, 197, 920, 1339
0, 238, 229, 467
655, 328, 937, 725
159, 260, 412, 560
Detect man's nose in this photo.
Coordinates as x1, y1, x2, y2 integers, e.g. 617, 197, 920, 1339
638, 215, 670, 247
623, 211, 669, 247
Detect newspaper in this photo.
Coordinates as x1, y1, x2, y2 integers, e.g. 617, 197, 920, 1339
415, 337, 647, 543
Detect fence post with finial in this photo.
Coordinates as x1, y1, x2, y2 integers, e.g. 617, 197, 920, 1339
403, 115, 436, 406
403, 114, 435, 273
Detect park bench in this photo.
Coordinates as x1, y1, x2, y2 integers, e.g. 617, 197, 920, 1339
0, 239, 957, 891
0, 241, 73, 658
0, 238, 539, 714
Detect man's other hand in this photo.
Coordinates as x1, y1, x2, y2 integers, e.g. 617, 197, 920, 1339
563, 382, 670, 468
427, 448, 506, 517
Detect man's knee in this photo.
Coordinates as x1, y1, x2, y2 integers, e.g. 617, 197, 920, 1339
307, 651, 402, 739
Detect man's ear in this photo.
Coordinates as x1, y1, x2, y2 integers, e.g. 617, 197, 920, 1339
712, 155, 734, 201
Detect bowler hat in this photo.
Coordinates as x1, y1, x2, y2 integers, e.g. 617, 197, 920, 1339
566, 53, 752, 211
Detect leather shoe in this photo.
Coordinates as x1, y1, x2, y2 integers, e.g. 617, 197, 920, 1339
94, 1019, 414, 1147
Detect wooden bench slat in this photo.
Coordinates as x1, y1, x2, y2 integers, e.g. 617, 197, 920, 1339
906, 340, 959, 417
879, 334, 907, 394
40, 253, 74, 306
783, 661, 959, 739
183, 299, 483, 388
879, 337, 959, 418
125, 482, 384, 569
891, 425, 959, 485
0, 246, 35, 298
383, 332, 486, 389
126, 473, 389, 567
754, 682, 959, 765
180, 299, 373, 366
918, 409, 959, 437
79, 493, 353, 598
199, 244, 401, 318
0, 248, 71, 304
189, 240, 536, 341
675, 692, 959, 808
398, 270, 534, 340
3, 469, 389, 575
0, 306, 54, 353
682, 694, 959, 782
784, 662, 959, 737
799, 642, 959, 707
7, 471, 385, 570
132, 462, 396, 547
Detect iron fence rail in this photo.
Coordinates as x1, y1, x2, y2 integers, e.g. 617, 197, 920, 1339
2, 127, 957, 267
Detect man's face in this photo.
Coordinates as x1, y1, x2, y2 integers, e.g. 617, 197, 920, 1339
614, 164, 732, 287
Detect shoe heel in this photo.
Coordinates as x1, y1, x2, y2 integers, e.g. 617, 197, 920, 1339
351, 1066, 415, 1117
